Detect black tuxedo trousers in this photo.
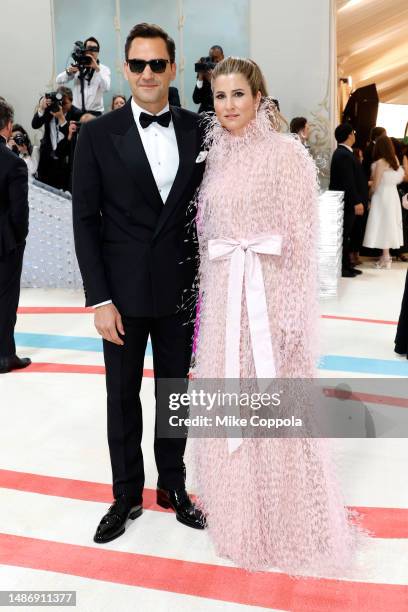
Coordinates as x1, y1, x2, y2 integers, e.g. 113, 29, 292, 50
104, 311, 193, 499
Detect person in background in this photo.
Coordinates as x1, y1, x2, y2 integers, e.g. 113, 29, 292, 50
0, 100, 31, 373
329, 123, 365, 277
111, 95, 126, 111
349, 147, 369, 266
56, 36, 111, 115
32, 86, 82, 190
363, 126, 386, 180
391, 137, 408, 262
8, 124, 40, 178
193, 45, 224, 113
363, 135, 406, 269
290, 116, 310, 148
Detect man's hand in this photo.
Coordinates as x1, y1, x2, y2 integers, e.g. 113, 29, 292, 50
39, 96, 51, 112
86, 55, 100, 71
354, 203, 364, 216
94, 303, 125, 346
67, 65, 79, 75
68, 120, 78, 141
51, 106, 66, 124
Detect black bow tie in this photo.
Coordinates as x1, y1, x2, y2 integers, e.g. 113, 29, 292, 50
139, 111, 171, 129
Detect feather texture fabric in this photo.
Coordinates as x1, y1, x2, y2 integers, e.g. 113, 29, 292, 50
188, 103, 368, 576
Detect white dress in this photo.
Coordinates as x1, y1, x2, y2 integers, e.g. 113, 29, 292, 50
363, 163, 404, 249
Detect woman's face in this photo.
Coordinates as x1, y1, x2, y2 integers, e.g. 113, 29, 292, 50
113, 96, 126, 110
213, 73, 261, 136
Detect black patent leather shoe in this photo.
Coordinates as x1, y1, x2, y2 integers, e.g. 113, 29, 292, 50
0, 355, 31, 373
342, 268, 357, 278
156, 487, 206, 529
93, 495, 143, 543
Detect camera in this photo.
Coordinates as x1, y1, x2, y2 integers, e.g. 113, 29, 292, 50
71, 41, 93, 68
13, 134, 27, 146
45, 91, 63, 113
195, 56, 216, 73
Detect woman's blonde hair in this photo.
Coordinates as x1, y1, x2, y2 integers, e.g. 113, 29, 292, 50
212, 56, 268, 97
211, 57, 286, 131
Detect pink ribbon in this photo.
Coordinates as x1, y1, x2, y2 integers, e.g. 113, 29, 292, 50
208, 235, 283, 381
208, 234, 282, 453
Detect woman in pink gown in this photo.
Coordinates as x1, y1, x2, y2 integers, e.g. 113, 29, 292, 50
190, 57, 365, 576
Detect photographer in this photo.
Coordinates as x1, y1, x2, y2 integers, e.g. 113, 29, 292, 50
8, 124, 40, 178
31, 86, 82, 190
192, 45, 224, 113
56, 37, 111, 115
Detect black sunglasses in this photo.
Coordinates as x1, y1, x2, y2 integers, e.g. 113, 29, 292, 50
127, 58, 170, 74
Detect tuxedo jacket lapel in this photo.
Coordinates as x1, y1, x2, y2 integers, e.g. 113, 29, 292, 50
110, 103, 163, 215
153, 106, 197, 239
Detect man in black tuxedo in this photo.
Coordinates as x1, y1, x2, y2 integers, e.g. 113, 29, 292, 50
0, 101, 30, 373
329, 123, 365, 277
32, 86, 82, 190
73, 23, 206, 543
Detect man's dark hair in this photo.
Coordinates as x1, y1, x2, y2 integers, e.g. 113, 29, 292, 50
334, 122, 354, 144
57, 86, 73, 102
125, 23, 175, 63
0, 99, 14, 131
84, 36, 100, 50
210, 45, 224, 55
290, 116, 307, 134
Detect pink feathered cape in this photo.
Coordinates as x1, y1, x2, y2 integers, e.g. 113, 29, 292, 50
188, 103, 368, 576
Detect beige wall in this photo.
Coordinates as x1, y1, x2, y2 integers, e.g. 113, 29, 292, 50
0, 0, 55, 143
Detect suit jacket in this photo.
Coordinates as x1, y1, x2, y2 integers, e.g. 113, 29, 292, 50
72, 99, 205, 317
192, 79, 214, 113
0, 137, 29, 258
329, 145, 363, 214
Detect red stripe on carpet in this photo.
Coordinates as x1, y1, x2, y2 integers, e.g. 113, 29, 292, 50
321, 314, 397, 325
0, 470, 406, 539
11, 363, 154, 377
323, 388, 408, 409
0, 533, 407, 611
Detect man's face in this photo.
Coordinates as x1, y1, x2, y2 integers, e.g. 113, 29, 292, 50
85, 40, 99, 61
210, 48, 224, 64
62, 96, 72, 113
123, 37, 176, 110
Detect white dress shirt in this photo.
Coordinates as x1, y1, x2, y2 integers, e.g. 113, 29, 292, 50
56, 63, 111, 113
131, 98, 179, 203
94, 98, 180, 308
339, 143, 353, 153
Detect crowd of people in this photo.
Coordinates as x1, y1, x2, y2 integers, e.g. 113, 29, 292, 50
329, 122, 408, 276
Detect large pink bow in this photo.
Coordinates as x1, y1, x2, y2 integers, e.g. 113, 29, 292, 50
208, 235, 282, 380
